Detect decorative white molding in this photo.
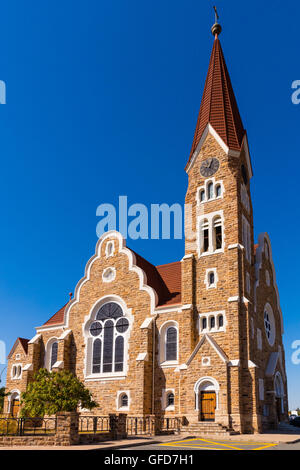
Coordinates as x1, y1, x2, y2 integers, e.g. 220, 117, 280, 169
181, 254, 194, 261
198, 311, 226, 334
204, 268, 218, 290
228, 360, 240, 367
58, 329, 72, 340
202, 357, 211, 367
154, 305, 182, 314
196, 176, 225, 206
60, 231, 159, 329
254, 232, 283, 333
194, 376, 220, 411
228, 244, 244, 251
248, 360, 258, 368
22, 363, 33, 371
102, 267, 116, 283
185, 124, 253, 180
116, 390, 130, 411
136, 352, 148, 362
186, 333, 229, 367
197, 210, 225, 258
140, 318, 153, 329
28, 333, 42, 344
52, 360, 64, 369
228, 296, 239, 303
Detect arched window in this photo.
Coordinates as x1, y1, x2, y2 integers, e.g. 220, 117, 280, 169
209, 272, 215, 286
121, 393, 128, 408
167, 392, 174, 408
89, 302, 130, 375
50, 342, 58, 370
166, 327, 177, 361
215, 184, 221, 197
92, 339, 102, 374
210, 317, 215, 329
213, 217, 222, 250
218, 315, 224, 328
201, 219, 209, 254
200, 190, 205, 202
208, 182, 214, 200
202, 317, 207, 331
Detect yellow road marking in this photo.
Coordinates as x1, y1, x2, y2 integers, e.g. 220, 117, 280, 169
159, 438, 278, 451
252, 443, 278, 450
161, 444, 225, 450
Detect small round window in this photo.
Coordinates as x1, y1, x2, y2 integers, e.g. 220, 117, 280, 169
264, 304, 276, 346
90, 322, 102, 337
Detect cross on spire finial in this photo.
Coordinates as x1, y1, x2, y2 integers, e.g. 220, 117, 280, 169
211, 6, 222, 38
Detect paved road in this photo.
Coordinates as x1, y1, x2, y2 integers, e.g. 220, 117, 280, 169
117, 437, 300, 451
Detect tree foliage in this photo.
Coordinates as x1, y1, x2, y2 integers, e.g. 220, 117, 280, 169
0, 387, 8, 414
20, 369, 98, 417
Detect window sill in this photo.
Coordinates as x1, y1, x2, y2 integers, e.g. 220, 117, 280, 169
164, 406, 175, 411
160, 361, 179, 369
85, 373, 127, 381
200, 328, 225, 334
200, 248, 224, 258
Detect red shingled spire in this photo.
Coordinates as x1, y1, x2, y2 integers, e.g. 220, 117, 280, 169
187, 27, 245, 167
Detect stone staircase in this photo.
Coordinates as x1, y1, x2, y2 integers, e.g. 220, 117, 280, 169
181, 421, 238, 437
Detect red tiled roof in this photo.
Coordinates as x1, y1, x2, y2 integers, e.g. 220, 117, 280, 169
186, 37, 245, 168
156, 262, 181, 306
43, 303, 68, 326
8, 337, 29, 358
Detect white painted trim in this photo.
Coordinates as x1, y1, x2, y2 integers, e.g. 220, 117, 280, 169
228, 244, 244, 251
198, 311, 226, 334
52, 360, 64, 369
28, 333, 42, 344
185, 124, 253, 180
116, 390, 130, 411
204, 268, 218, 290
82, 295, 133, 380
194, 376, 220, 411
22, 363, 33, 371
248, 360, 258, 368
58, 329, 72, 340
136, 352, 148, 361
186, 333, 229, 367
161, 388, 175, 411
47, 231, 159, 332
102, 267, 116, 283
254, 233, 283, 333
196, 177, 225, 206
197, 210, 225, 258
11, 364, 22, 380
154, 304, 182, 314
181, 254, 194, 261
140, 318, 153, 329
228, 360, 240, 367
36, 325, 64, 332
158, 320, 179, 366
228, 296, 239, 303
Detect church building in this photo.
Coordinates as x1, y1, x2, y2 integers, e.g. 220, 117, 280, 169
5, 16, 288, 434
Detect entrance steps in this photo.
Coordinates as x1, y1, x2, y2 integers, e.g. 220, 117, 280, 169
181, 422, 238, 437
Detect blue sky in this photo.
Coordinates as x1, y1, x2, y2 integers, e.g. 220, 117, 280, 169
0, 0, 299, 409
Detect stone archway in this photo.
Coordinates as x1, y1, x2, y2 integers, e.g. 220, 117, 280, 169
274, 372, 284, 422
194, 377, 220, 422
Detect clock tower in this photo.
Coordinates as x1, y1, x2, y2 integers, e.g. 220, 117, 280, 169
181, 19, 258, 431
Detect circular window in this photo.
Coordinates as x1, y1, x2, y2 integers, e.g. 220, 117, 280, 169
264, 304, 276, 346
90, 321, 102, 337
116, 318, 129, 333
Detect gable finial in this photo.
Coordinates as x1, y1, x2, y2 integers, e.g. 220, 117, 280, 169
211, 6, 222, 38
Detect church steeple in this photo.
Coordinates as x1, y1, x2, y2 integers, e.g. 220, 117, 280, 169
187, 13, 245, 168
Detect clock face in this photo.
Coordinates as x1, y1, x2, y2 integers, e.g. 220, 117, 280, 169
200, 157, 220, 177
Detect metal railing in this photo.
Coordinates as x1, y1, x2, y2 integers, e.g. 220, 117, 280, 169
126, 416, 155, 436
78, 416, 111, 434
0, 417, 57, 436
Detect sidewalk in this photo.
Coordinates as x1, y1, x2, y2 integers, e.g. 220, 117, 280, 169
0, 430, 299, 450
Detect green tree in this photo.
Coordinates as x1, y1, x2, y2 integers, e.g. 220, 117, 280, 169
0, 387, 8, 414
20, 369, 98, 417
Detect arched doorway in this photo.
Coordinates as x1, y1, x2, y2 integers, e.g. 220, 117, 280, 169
194, 377, 219, 422
9, 391, 20, 417
274, 372, 284, 422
